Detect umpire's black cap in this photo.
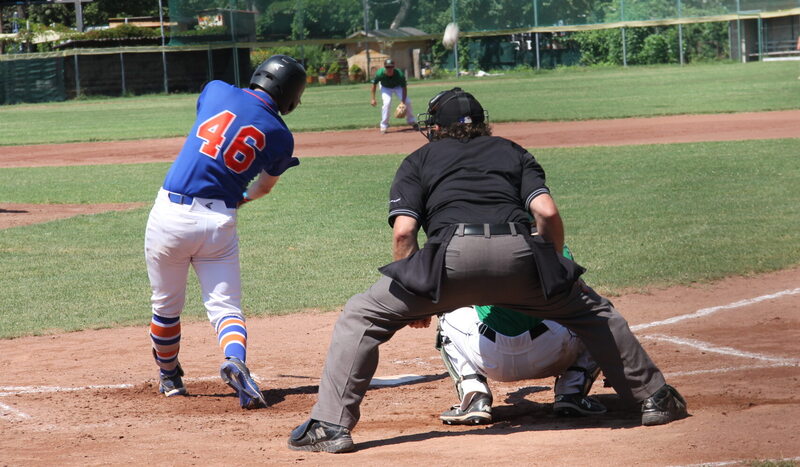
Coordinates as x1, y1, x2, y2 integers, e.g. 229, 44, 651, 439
427, 87, 486, 127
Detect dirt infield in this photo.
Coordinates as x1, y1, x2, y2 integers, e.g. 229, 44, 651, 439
2, 269, 799, 465
1, 113, 799, 466
1, 110, 799, 169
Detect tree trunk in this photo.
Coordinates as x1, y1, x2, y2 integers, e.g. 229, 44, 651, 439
389, 0, 410, 29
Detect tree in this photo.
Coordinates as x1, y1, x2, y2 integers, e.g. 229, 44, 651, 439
389, 0, 410, 29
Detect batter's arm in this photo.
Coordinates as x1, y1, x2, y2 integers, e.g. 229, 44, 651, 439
530, 193, 565, 254
392, 215, 420, 261
244, 170, 280, 201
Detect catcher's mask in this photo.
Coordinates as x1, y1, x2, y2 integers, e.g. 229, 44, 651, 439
417, 87, 488, 141
250, 54, 307, 115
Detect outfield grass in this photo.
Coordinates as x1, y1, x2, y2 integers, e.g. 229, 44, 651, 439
1, 61, 798, 145
1, 138, 798, 338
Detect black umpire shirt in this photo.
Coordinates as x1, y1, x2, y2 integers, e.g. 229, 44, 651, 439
388, 135, 551, 237
380, 135, 560, 301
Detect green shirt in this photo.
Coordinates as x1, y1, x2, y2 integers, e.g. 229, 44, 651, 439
372, 67, 407, 88
475, 305, 543, 337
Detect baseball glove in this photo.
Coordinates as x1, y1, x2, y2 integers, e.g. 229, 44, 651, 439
395, 102, 407, 119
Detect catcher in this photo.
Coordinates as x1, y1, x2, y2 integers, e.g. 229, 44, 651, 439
436, 304, 605, 424
427, 246, 606, 425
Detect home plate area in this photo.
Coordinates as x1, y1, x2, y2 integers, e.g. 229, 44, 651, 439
1, 277, 799, 466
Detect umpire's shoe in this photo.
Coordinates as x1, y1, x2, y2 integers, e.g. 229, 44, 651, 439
158, 363, 187, 397
641, 384, 688, 426
554, 393, 607, 417
219, 357, 267, 409
288, 418, 355, 453
440, 393, 492, 425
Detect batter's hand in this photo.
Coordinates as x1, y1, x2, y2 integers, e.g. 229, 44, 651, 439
370, 98, 377, 107
407, 317, 431, 328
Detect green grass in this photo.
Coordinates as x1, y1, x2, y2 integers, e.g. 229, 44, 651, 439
746, 460, 798, 467
1, 138, 799, 338
1, 61, 798, 145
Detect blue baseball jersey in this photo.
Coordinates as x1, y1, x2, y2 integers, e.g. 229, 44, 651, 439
163, 80, 299, 207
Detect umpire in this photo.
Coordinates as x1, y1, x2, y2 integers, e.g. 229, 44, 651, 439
288, 87, 688, 453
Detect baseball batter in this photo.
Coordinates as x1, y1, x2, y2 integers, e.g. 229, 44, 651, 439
370, 58, 417, 133
144, 55, 306, 409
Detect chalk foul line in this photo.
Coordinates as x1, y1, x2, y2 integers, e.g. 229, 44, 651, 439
631, 287, 800, 331
643, 333, 800, 365
0, 401, 30, 420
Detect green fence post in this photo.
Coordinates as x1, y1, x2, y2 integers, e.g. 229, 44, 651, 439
677, 0, 684, 65
74, 53, 80, 98
621, 0, 627, 67
736, 0, 743, 63
452, 0, 459, 78
533, 0, 540, 70
757, 16, 763, 61
120, 52, 126, 96
159, 0, 168, 93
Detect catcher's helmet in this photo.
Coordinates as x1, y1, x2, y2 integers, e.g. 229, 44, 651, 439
417, 87, 488, 140
250, 54, 307, 115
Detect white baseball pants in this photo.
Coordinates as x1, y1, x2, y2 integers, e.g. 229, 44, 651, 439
439, 306, 595, 408
380, 85, 416, 131
145, 188, 243, 327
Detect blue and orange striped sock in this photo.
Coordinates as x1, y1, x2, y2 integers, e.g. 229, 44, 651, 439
150, 314, 181, 376
216, 315, 247, 362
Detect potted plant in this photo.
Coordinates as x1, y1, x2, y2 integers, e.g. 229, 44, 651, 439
348, 63, 364, 83
326, 61, 341, 84
317, 65, 328, 85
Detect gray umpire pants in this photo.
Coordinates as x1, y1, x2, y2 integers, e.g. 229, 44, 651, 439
309, 232, 666, 429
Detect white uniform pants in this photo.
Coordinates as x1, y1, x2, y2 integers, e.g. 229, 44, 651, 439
144, 188, 243, 327
439, 306, 596, 408
380, 85, 416, 130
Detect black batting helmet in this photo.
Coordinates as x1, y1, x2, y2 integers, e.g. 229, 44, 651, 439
417, 87, 488, 140
250, 55, 307, 115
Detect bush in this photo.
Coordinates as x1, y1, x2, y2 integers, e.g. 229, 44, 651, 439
638, 33, 673, 64
574, 23, 729, 66
80, 24, 158, 40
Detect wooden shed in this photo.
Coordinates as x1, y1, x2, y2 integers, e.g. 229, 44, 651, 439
346, 49, 390, 79
345, 27, 431, 79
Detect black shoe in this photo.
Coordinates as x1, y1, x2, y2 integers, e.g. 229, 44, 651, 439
288, 419, 355, 453
158, 363, 187, 397
641, 384, 688, 426
440, 393, 492, 425
553, 393, 607, 417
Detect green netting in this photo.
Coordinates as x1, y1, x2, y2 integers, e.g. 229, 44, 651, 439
0, 57, 66, 105
167, 0, 800, 40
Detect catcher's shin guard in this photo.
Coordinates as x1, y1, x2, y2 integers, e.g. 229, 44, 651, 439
437, 322, 490, 403
436, 322, 463, 400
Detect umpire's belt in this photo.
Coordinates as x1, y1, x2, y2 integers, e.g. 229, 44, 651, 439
457, 223, 530, 237
477, 321, 549, 342
168, 192, 237, 209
